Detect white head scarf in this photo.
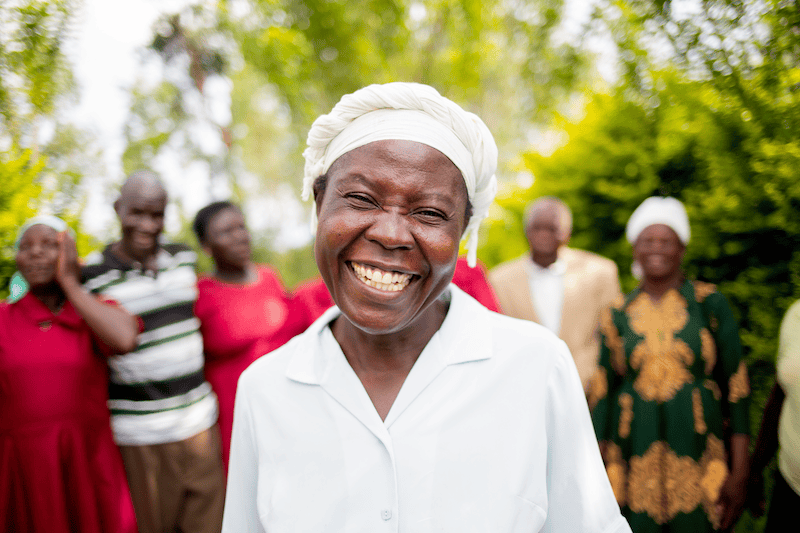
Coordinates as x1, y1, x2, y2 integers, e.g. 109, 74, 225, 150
626, 196, 690, 245
14, 215, 71, 250
302, 82, 498, 267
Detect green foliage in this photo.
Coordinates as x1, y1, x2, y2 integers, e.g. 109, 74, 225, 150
0, 0, 75, 143
0, 149, 44, 297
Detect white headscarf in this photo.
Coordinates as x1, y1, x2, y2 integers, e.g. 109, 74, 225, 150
14, 215, 71, 250
302, 82, 498, 267
626, 196, 690, 245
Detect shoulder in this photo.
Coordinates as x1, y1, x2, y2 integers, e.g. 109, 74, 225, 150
81, 247, 120, 289
562, 247, 618, 273
237, 332, 306, 394
691, 280, 718, 303
162, 243, 196, 264
467, 294, 571, 373
163, 242, 193, 254
780, 300, 800, 334
256, 265, 286, 289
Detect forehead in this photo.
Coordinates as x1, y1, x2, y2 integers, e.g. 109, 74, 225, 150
20, 224, 59, 243
119, 186, 167, 210
638, 224, 681, 242
328, 139, 466, 196
208, 206, 244, 228
528, 203, 563, 227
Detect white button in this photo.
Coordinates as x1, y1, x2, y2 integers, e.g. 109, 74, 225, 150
381, 509, 392, 521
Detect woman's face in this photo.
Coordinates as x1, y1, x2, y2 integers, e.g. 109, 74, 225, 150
16, 224, 60, 288
634, 224, 685, 281
204, 207, 252, 270
314, 139, 469, 336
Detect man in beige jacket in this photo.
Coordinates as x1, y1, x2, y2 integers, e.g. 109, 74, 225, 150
488, 197, 621, 390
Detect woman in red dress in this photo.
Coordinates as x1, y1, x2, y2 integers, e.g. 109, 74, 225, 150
0, 216, 139, 533
193, 201, 308, 471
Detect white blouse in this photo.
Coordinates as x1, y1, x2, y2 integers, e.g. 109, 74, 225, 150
222, 286, 630, 533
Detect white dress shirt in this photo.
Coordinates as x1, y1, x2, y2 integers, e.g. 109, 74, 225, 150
777, 300, 800, 495
222, 285, 631, 533
526, 257, 566, 335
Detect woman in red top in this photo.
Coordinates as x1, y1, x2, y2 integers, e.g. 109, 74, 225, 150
0, 216, 139, 533
193, 201, 308, 471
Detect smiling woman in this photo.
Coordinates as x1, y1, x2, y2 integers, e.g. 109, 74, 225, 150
590, 197, 751, 532
222, 83, 632, 533
0, 216, 138, 532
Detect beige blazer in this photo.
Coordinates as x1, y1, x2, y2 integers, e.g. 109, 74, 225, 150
488, 247, 621, 389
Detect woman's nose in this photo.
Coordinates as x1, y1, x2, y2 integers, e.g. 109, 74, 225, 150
365, 210, 414, 250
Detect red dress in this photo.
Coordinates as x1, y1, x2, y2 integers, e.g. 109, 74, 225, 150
195, 266, 309, 471
0, 293, 137, 533
294, 256, 503, 320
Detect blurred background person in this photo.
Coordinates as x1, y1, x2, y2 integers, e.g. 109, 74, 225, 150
590, 196, 750, 532
82, 171, 225, 533
746, 299, 800, 531
1, 216, 138, 533
193, 200, 309, 471
295, 255, 502, 323
489, 196, 621, 389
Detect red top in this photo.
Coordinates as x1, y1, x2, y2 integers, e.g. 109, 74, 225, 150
294, 256, 502, 321
195, 265, 309, 470
0, 293, 136, 533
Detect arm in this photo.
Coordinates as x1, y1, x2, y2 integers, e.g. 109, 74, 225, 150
56, 232, 138, 354
746, 382, 785, 516
591, 307, 621, 452
717, 433, 750, 530
543, 341, 631, 533
222, 378, 263, 532
707, 292, 751, 530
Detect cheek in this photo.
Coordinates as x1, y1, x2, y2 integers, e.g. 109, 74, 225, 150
423, 228, 462, 271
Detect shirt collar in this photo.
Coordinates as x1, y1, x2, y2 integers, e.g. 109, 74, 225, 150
527, 255, 566, 275
285, 284, 494, 385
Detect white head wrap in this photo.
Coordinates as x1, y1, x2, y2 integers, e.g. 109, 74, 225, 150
14, 215, 71, 250
302, 82, 498, 267
626, 196, 690, 245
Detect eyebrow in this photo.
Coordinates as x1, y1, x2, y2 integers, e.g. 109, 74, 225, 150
339, 173, 460, 206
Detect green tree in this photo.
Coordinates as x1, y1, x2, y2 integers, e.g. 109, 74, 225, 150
0, 0, 99, 296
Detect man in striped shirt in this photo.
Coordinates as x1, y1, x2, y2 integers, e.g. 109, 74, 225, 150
82, 170, 224, 533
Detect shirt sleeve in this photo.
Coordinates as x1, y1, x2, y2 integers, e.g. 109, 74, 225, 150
777, 300, 800, 388
590, 307, 622, 444
222, 377, 266, 533
543, 341, 632, 533
706, 291, 750, 435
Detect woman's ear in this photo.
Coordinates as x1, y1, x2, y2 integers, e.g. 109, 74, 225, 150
312, 175, 327, 216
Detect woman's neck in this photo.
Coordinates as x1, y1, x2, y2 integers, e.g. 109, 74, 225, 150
30, 283, 66, 313
640, 271, 684, 300
332, 298, 448, 375
213, 263, 256, 285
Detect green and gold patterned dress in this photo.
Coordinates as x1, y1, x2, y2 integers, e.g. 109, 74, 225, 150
589, 280, 750, 532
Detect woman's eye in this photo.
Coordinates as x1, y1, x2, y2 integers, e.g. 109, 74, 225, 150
416, 209, 446, 221
346, 193, 374, 206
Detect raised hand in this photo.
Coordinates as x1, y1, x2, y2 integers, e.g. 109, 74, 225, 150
55, 231, 82, 290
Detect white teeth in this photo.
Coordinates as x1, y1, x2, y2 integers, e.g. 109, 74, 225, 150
351, 262, 411, 292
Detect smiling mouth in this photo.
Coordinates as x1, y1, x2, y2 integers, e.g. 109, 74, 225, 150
351, 261, 412, 292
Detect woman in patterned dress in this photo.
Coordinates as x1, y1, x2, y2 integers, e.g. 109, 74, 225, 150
589, 197, 751, 532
